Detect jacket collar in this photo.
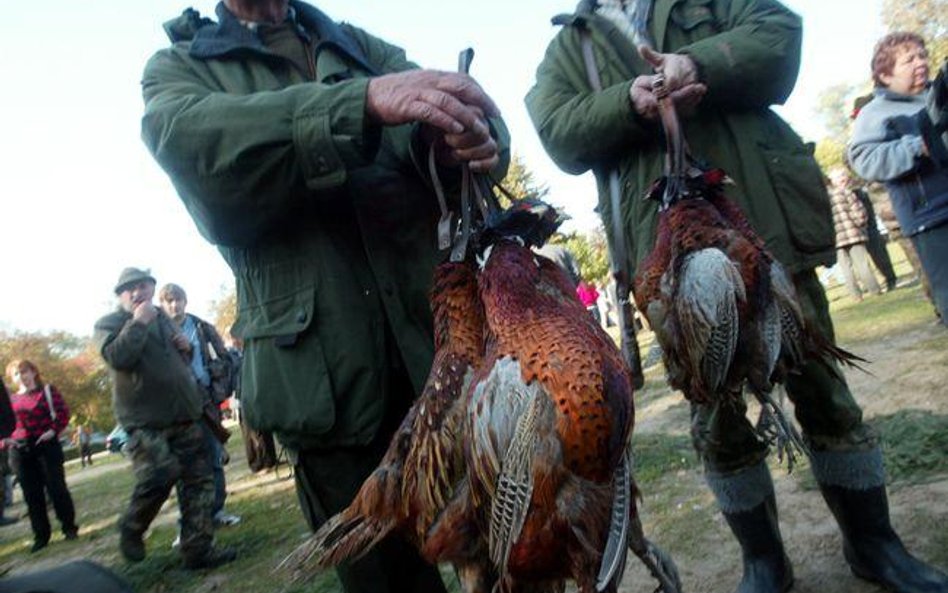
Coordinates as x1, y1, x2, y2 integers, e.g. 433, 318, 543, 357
553, 0, 679, 52
173, 1, 376, 74
552, 3, 646, 78
873, 83, 930, 103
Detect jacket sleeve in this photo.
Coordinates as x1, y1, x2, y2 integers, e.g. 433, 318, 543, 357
0, 382, 13, 439
848, 107, 927, 182
141, 49, 382, 247
345, 23, 512, 186
526, 29, 652, 175
96, 317, 150, 371
199, 318, 229, 362
681, 0, 803, 109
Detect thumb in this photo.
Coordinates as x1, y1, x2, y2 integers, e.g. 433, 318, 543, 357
638, 45, 664, 71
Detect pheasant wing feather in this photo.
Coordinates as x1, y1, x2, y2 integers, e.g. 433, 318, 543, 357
675, 248, 745, 395
489, 390, 544, 573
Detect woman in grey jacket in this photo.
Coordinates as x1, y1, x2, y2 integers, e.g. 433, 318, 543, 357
849, 32, 948, 324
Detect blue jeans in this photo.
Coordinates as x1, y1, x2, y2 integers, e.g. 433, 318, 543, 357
175, 422, 226, 517
912, 224, 948, 325
201, 423, 227, 516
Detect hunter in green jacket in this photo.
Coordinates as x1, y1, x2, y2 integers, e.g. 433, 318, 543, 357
141, 2, 507, 592
527, 2, 948, 592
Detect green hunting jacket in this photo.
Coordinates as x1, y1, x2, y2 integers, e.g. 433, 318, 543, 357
95, 309, 204, 430
141, 2, 509, 450
526, 0, 835, 278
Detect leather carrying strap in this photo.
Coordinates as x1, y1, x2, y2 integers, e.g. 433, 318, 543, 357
579, 29, 644, 389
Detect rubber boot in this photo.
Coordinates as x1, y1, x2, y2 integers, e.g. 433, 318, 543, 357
813, 448, 948, 593
707, 462, 793, 593
183, 546, 237, 570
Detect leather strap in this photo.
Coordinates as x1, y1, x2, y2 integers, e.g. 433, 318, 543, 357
579, 29, 644, 389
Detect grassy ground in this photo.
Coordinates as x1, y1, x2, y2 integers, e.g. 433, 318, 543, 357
1, 241, 944, 592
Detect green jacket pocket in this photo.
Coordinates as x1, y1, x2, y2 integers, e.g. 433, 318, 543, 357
238, 284, 336, 437
760, 146, 835, 254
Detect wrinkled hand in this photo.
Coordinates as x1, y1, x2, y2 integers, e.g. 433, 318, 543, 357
639, 46, 699, 91
630, 75, 707, 120
422, 106, 499, 172
36, 429, 56, 444
132, 302, 157, 325
366, 70, 501, 171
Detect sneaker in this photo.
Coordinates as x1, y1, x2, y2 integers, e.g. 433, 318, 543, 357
119, 529, 146, 562
213, 511, 241, 527
30, 539, 49, 553
64, 528, 79, 540
184, 546, 237, 570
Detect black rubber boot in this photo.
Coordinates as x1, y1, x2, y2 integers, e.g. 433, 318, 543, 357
820, 484, 948, 593
722, 494, 794, 593
184, 546, 237, 570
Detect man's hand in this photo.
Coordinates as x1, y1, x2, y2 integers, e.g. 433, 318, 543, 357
367, 70, 501, 172
630, 75, 706, 120
132, 302, 157, 325
36, 429, 56, 444
422, 106, 499, 172
639, 46, 699, 91
171, 332, 191, 354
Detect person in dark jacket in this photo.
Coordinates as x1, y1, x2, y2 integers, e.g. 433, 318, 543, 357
850, 32, 948, 325
3, 360, 78, 551
526, 2, 948, 592
856, 186, 899, 291
94, 267, 235, 570
159, 283, 241, 529
0, 379, 18, 527
140, 2, 508, 592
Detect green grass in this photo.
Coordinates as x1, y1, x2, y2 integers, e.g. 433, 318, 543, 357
632, 433, 697, 485
876, 410, 948, 484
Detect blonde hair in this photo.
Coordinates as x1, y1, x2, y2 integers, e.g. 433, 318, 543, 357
159, 283, 187, 302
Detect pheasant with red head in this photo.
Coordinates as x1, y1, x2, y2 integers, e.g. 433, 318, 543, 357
461, 199, 680, 593
633, 75, 864, 467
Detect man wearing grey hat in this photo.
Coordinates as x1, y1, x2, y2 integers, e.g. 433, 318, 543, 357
94, 267, 236, 570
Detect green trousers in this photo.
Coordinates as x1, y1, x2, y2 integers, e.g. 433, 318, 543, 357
690, 270, 877, 473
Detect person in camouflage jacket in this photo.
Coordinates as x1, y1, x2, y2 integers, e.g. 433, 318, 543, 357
95, 267, 235, 570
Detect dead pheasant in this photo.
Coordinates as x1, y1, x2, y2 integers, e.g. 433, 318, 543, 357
279, 259, 486, 577
633, 75, 864, 466
447, 199, 679, 593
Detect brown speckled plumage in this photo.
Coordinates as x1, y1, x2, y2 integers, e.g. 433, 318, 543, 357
467, 240, 635, 592
280, 261, 485, 578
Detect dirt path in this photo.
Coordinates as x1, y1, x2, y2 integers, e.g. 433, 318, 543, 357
618, 322, 948, 593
